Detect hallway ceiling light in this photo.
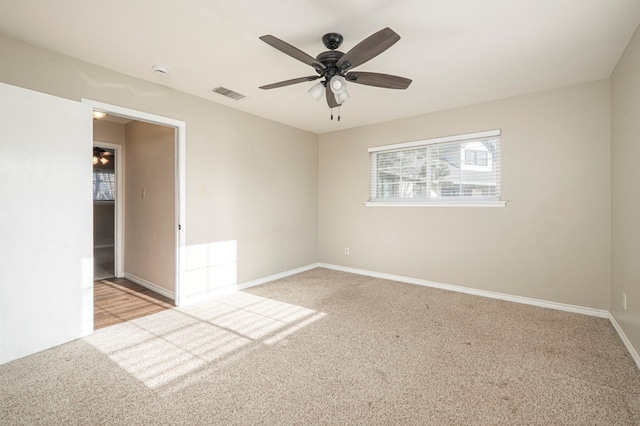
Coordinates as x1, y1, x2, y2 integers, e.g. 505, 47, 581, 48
93, 111, 107, 119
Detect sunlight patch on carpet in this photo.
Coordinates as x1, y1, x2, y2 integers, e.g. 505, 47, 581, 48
84, 291, 326, 389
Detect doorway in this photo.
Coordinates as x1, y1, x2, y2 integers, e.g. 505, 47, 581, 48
93, 143, 119, 280
86, 99, 186, 327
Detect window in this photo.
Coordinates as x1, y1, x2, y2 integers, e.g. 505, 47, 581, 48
93, 170, 115, 201
464, 149, 488, 166
368, 130, 503, 206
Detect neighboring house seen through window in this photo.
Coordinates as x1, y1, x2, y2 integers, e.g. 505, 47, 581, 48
368, 130, 502, 205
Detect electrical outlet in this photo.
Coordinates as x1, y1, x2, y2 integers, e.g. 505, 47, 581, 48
623, 292, 627, 310
141, 188, 146, 198
344, 247, 350, 255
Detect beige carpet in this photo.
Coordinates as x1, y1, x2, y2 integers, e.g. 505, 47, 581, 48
2, 268, 639, 425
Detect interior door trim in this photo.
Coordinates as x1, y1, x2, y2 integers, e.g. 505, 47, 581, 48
82, 99, 187, 307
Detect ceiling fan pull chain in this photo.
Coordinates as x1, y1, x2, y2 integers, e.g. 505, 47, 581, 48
330, 108, 334, 120
338, 106, 341, 122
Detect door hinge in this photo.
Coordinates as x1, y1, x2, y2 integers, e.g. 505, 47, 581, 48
178, 224, 182, 230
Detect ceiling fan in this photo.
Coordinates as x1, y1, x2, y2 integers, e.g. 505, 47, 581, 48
259, 27, 412, 120
93, 148, 112, 165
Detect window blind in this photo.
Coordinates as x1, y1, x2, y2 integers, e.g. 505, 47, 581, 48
93, 170, 116, 201
369, 131, 501, 203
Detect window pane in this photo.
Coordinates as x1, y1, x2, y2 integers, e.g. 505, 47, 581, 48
477, 150, 488, 166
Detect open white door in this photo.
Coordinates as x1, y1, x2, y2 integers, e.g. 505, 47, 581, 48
0, 82, 93, 365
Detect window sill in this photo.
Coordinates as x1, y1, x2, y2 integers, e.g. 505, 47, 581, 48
365, 201, 506, 208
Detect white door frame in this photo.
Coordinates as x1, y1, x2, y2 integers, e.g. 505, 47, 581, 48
83, 99, 187, 307
93, 140, 124, 278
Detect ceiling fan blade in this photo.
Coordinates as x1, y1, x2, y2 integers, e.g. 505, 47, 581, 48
260, 75, 320, 90
260, 35, 326, 70
336, 27, 401, 71
326, 84, 340, 108
345, 72, 412, 89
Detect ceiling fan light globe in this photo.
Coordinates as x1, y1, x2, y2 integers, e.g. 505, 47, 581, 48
330, 76, 347, 95
337, 90, 350, 104
308, 82, 325, 101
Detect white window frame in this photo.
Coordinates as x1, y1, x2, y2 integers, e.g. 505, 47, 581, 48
366, 130, 506, 208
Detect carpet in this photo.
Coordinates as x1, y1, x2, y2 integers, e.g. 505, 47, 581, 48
1, 268, 639, 424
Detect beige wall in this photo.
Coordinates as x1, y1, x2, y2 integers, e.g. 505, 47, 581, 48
0, 33, 318, 300
319, 80, 611, 309
611, 24, 640, 353
124, 121, 176, 293
94, 119, 125, 146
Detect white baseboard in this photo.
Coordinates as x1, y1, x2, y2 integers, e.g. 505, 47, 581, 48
178, 263, 321, 307
124, 272, 175, 301
607, 312, 640, 370
317, 263, 610, 318
236, 263, 321, 291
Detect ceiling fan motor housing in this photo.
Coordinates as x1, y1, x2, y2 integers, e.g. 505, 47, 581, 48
316, 50, 345, 79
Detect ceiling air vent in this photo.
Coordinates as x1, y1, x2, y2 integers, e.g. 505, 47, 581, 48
212, 87, 246, 100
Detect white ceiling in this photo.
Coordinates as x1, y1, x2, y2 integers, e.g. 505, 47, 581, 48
1, 0, 639, 134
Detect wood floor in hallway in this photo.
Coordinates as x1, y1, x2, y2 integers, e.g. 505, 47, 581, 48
94, 278, 175, 330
